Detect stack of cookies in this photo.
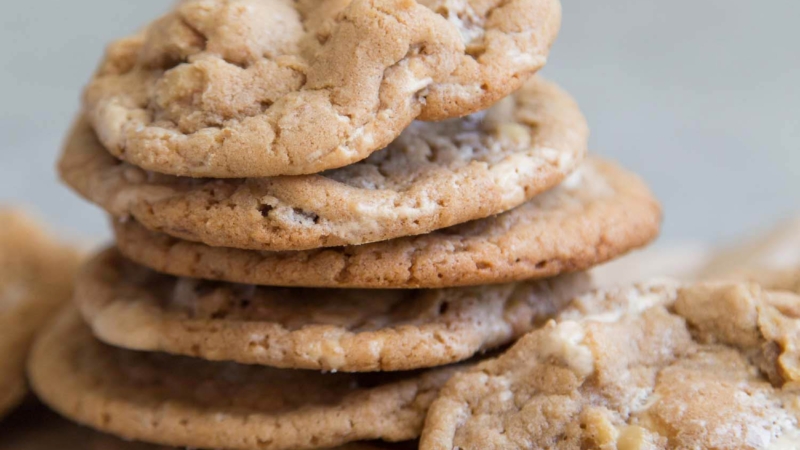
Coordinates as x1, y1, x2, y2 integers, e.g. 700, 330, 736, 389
37, 0, 662, 449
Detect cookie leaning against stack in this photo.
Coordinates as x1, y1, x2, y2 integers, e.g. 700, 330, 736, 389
37, 0, 663, 449
0, 210, 80, 420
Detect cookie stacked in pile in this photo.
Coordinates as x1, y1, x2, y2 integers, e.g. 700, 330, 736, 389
37, 1, 661, 449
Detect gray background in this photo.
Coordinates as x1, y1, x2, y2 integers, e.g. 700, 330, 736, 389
1, 1, 797, 244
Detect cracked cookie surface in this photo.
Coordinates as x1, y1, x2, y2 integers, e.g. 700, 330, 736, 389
75, 248, 591, 372
111, 158, 660, 288
421, 281, 800, 450
30, 308, 468, 450
63, 78, 587, 251
0, 210, 80, 419
722, 267, 800, 296
84, 0, 562, 177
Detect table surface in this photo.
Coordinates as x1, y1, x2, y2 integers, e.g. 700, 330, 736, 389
1, 0, 797, 245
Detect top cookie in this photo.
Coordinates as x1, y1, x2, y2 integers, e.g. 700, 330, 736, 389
0, 209, 80, 419
84, 0, 562, 178
422, 281, 800, 449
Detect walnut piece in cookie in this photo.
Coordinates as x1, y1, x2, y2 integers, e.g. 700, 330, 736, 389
84, 0, 562, 178
421, 281, 800, 450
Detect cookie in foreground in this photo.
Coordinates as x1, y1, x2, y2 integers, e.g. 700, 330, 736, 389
421, 281, 800, 449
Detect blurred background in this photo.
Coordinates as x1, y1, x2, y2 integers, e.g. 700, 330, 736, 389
0, 1, 797, 244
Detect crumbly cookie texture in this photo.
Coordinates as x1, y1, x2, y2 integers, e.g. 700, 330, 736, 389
421, 281, 800, 450
0, 403, 409, 450
84, 0, 561, 178
111, 158, 659, 288
0, 210, 80, 419
63, 77, 587, 251
29, 308, 469, 450
75, 248, 591, 372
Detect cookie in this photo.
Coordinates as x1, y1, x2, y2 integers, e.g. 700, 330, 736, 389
421, 281, 800, 450
29, 308, 468, 450
702, 217, 800, 279
64, 77, 587, 251
721, 267, 800, 295
75, 247, 590, 372
592, 243, 709, 289
112, 158, 660, 289
0, 402, 410, 450
0, 209, 80, 419
84, 0, 562, 178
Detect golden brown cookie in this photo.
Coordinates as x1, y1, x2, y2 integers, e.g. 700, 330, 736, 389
0, 209, 80, 419
111, 158, 660, 289
29, 308, 468, 450
84, 0, 562, 178
421, 281, 800, 449
75, 248, 590, 372
701, 218, 800, 295
64, 77, 587, 251
0, 402, 411, 450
